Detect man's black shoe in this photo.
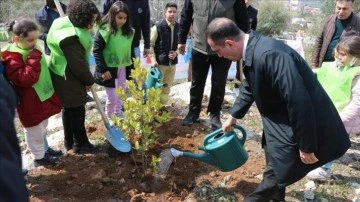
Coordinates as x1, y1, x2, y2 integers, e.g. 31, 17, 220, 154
34, 154, 59, 166
73, 143, 99, 154
181, 112, 200, 126
210, 113, 222, 131
46, 147, 63, 157
86, 94, 94, 102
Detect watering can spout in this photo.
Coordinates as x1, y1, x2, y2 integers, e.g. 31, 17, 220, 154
170, 148, 218, 167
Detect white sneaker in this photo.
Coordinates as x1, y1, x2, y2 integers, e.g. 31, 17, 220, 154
306, 167, 331, 180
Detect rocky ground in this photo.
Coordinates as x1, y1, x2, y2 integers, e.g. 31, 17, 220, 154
18, 80, 360, 202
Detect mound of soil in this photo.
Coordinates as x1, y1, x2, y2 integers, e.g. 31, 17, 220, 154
27, 107, 266, 201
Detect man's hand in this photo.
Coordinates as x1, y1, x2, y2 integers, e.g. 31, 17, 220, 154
299, 150, 319, 164
168, 51, 177, 60
101, 71, 112, 80
222, 116, 237, 133
178, 44, 186, 55
143, 49, 150, 58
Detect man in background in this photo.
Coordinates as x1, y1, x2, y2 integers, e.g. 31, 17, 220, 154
178, 0, 249, 131
311, 0, 360, 68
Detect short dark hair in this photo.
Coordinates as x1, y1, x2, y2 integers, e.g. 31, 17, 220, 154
165, 2, 177, 10
206, 18, 242, 46
336, 0, 354, 3
7, 18, 38, 38
68, 0, 100, 28
46, 0, 56, 9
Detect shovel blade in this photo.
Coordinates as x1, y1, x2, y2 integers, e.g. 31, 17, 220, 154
105, 125, 131, 152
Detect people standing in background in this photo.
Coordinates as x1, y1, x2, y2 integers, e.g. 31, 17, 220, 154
35, 0, 67, 56
207, 17, 350, 201
307, 35, 360, 179
93, 1, 134, 120
47, 0, 100, 153
102, 0, 151, 80
234, 0, 258, 96
311, 0, 360, 68
178, 0, 249, 131
150, 2, 179, 105
2, 19, 62, 166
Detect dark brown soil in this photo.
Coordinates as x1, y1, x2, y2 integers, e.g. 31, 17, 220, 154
27, 108, 265, 202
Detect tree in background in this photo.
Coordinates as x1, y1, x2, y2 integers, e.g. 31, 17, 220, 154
256, 1, 290, 36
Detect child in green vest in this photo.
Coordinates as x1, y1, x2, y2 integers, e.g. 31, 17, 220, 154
2, 18, 63, 166
47, 0, 100, 153
307, 35, 360, 180
93, 1, 134, 120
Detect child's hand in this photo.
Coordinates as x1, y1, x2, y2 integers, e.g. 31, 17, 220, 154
168, 51, 177, 60
28, 48, 42, 59
101, 71, 112, 80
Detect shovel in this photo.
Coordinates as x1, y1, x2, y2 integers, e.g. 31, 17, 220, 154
90, 86, 131, 152
54, 0, 131, 152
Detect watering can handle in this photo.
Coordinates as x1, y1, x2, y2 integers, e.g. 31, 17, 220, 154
198, 124, 247, 151
232, 124, 247, 145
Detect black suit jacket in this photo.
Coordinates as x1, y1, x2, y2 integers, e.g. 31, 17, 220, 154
231, 31, 350, 188
0, 75, 29, 201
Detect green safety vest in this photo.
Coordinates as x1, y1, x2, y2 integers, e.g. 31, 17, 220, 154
98, 24, 134, 68
317, 62, 360, 111
2, 43, 54, 102
47, 16, 93, 77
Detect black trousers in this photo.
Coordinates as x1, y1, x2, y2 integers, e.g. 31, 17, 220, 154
244, 146, 286, 202
62, 106, 90, 149
189, 49, 231, 115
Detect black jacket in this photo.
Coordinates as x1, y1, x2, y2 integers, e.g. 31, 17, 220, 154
232, 31, 350, 188
92, 31, 118, 88
154, 20, 179, 65
0, 76, 29, 202
35, 3, 67, 55
247, 5, 258, 30
102, 0, 150, 49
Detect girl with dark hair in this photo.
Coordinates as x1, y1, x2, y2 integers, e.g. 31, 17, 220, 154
47, 0, 100, 153
308, 35, 360, 179
1, 18, 62, 166
93, 1, 134, 120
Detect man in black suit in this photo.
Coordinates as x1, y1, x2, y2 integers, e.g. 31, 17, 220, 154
0, 75, 29, 201
206, 17, 350, 201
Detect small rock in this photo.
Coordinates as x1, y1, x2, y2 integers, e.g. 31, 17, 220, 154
201, 187, 208, 195
319, 198, 329, 202
98, 184, 104, 190
185, 134, 191, 138
304, 181, 316, 190
115, 161, 122, 166
92, 169, 107, 180
119, 178, 126, 184
71, 174, 78, 179
223, 175, 233, 184
148, 193, 156, 197
353, 198, 360, 202
209, 171, 217, 177
255, 174, 263, 180
66, 180, 71, 185
304, 190, 315, 201
89, 162, 96, 166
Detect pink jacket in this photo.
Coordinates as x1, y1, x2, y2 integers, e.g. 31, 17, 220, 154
340, 75, 360, 134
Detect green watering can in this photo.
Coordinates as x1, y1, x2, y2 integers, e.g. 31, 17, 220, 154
146, 66, 166, 89
171, 124, 248, 172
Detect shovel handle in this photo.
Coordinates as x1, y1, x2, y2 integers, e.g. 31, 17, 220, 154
54, 0, 65, 17
90, 86, 111, 129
